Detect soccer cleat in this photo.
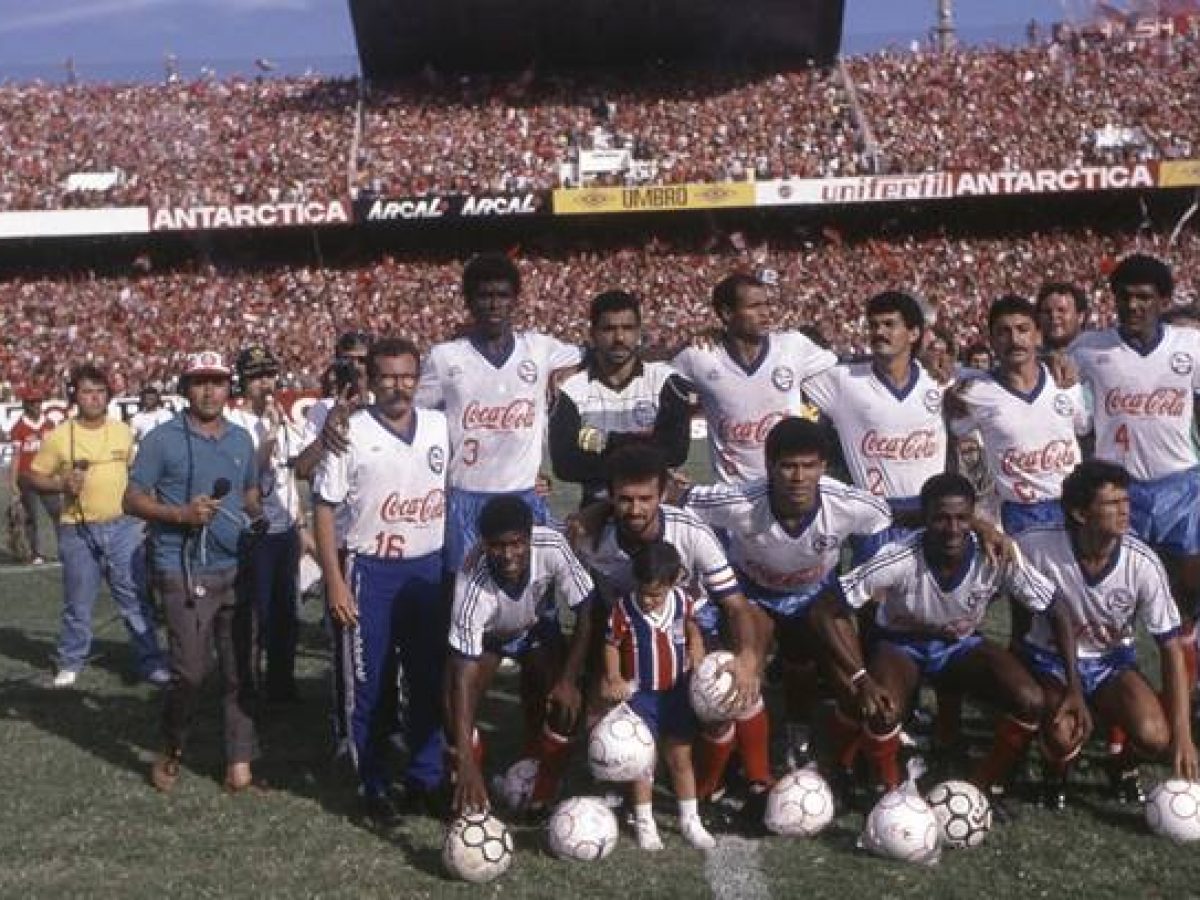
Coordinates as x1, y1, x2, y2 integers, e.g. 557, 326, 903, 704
359, 788, 401, 827
150, 750, 182, 793
782, 722, 812, 772
1107, 765, 1146, 805
51, 670, 78, 688
986, 786, 1021, 824
828, 767, 858, 814
634, 816, 664, 851
680, 815, 717, 851
737, 782, 771, 836
146, 668, 170, 687
1039, 774, 1069, 813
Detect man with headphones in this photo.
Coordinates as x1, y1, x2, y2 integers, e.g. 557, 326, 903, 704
124, 351, 264, 794
227, 345, 306, 703
23, 364, 168, 688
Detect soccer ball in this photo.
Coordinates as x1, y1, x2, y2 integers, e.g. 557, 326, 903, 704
491, 758, 539, 812
546, 796, 620, 861
588, 704, 656, 782
925, 780, 992, 849
764, 768, 835, 837
860, 786, 941, 866
442, 812, 515, 883
689, 651, 740, 724
1145, 779, 1200, 843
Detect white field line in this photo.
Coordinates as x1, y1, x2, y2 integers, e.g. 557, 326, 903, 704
705, 834, 770, 900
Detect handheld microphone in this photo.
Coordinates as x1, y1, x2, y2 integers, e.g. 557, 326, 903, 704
212, 478, 231, 500
73, 460, 90, 472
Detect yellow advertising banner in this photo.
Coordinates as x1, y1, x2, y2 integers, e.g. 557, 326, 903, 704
1159, 159, 1200, 188
553, 182, 755, 215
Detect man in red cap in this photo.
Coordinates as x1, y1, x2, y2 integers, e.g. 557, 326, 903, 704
6, 384, 61, 564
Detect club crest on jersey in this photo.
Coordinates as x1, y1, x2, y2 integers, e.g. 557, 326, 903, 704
1107, 588, 1135, 617
1053, 393, 1075, 417
966, 588, 992, 612
812, 535, 840, 553
923, 389, 942, 413
632, 400, 657, 428
771, 366, 795, 392
518, 360, 539, 384
1170, 352, 1194, 376
428, 446, 445, 474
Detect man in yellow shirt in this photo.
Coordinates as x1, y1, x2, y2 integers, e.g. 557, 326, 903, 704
23, 364, 167, 688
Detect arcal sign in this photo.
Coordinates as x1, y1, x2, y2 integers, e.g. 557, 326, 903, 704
151, 199, 351, 231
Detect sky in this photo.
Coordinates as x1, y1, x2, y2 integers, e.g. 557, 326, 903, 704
0, 1, 1096, 82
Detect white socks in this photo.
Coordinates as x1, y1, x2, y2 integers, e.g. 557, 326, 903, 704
678, 798, 716, 850
634, 803, 664, 851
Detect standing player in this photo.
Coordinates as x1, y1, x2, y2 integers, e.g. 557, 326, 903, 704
670, 273, 837, 484
129, 385, 173, 447
1068, 254, 1200, 692
1017, 460, 1198, 807
1036, 281, 1088, 352
7, 385, 61, 563
573, 444, 769, 812
811, 474, 1088, 798
227, 346, 306, 703
681, 418, 892, 769
446, 495, 596, 814
312, 337, 450, 820
949, 295, 1091, 536
416, 253, 582, 570
550, 290, 693, 506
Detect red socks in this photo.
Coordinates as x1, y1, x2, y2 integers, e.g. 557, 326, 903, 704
972, 715, 1037, 790
530, 726, 572, 806
694, 723, 737, 800
864, 725, 902, 790
735, 701, 772, 787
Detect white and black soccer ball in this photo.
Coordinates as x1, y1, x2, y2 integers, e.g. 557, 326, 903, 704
925, 780, 992, 849
689, 651, 739, 724
764, 768, 835, 837
588, 704, 656, 782
491, 757, 539, 812
1146, 779, 1200, 843
546, 796, 620, 861
860, 786, 941, 866
443, 812, 515, 883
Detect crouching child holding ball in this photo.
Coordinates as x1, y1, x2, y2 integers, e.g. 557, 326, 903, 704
601, 540, 717, 851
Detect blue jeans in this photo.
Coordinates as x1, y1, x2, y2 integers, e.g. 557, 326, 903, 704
57, 516, 166, 677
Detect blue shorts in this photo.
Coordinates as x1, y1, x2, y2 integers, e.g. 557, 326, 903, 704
740, 570, 831, 621
873, 630, 984, 678
446, 487, 549, 572
1001, 498, 1064, 536
627, 679, 697, 741
1019, 641, 1138, 699
1128, 467, 1200, 555
482, 617, 562, 660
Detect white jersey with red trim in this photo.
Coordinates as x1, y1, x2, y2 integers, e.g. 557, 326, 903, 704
950, 366, 1090, 504
803, 360, 947, 501
1069, 324, 1200, 480
1016, 525, 1180, 658
416, 331, 581, 492
449, 527, 595, 658
576, 504, 741, 606
684, 476, 891, 594
671, 332, 837, 484
837, 533, 1056, 638
311, 408, 448, 559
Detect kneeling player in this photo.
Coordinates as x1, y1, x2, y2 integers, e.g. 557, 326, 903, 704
812, 473, 1088, 800
447, 496, 596, 814
1016, 460, 1199, 808
601, 540, 715, 850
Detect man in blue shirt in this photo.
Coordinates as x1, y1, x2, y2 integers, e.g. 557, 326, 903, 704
125, 351, 264, 794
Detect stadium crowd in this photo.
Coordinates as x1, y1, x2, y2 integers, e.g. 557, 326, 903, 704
0, 29, 1197, 210
1, 227, 1197, 399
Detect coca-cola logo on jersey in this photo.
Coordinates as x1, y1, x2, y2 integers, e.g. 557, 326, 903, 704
380, 489, 446, 525
718, 411, 785, 446
860, 429, 939, 460
1103, 387, 1186, 417
1000, 439, 1077, 477
462, 399, 536, 431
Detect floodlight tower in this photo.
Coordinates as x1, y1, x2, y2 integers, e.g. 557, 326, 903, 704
934, 0, 957, 52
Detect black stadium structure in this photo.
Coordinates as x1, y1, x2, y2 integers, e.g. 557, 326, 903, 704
349, 0, 845, 76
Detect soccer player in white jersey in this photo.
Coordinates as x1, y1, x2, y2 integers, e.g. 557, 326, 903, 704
803, 291, 947, 532
1016, 460, 1198, 808
572, 443, 771, 814
312, 337, 450, 822
682, 418, 892, 769
226, 346, 306, 703
446, 496, 596, 814
416, 253, 582, 570
950, 295, 1091, 536
550, 290, 694, 506
812, 473, 1087, 798
670, 273, 837, 484
1069, 254, 1200, 690
129, 385, 173, 446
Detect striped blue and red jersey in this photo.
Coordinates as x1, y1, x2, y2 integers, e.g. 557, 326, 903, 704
607, 586, 703, 692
